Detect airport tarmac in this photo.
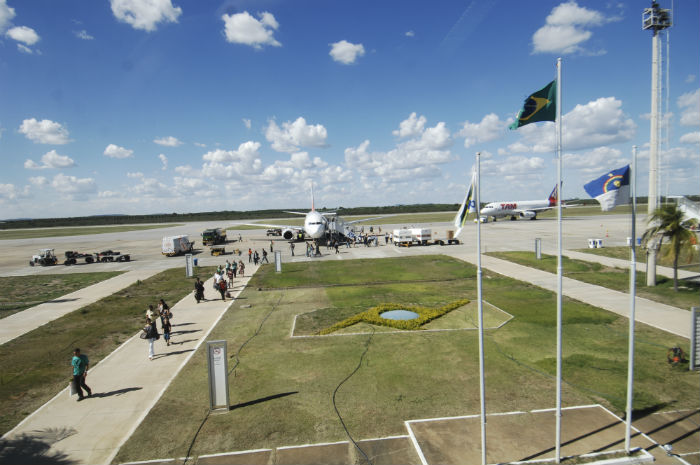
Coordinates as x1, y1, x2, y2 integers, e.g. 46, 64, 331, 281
0, 213, 648, 277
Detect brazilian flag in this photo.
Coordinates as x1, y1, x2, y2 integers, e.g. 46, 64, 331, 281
509, 80, 556, 129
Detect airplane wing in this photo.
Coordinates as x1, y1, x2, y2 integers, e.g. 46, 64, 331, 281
345, 215, 389, 225
283, 211, 308, 216
243, 223, 303, 231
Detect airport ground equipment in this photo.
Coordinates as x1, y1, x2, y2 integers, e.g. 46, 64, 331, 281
95, 250, 131, 262
162, 235, 195, 257
266, 228, 282, 236
64, 251, 96, 265
202, 228, 227, 246
210, 247, 226, 256
392, 228, 459, 247
29, 249, 59, 267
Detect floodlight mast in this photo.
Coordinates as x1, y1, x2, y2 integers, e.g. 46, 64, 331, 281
643, 2, 672, 217
643, 2, 672, 287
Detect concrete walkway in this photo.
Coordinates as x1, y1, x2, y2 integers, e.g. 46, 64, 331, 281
1, 266, 257, 465
562, 249, 699, 281
444, 250, 692, 339
0, 269, 160, 345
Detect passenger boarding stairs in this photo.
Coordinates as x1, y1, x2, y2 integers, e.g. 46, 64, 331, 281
670, 196, 700, 223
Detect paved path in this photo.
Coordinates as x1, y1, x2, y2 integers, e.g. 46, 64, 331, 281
0, 269, 161, 345
1, 267, 257, 465
562, 249, 699, 281
443, 249, 692, 339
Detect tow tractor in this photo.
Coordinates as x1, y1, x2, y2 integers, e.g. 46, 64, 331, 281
29, 249, 59, 267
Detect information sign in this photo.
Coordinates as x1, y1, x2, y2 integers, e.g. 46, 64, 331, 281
207, 340, 230, 411
691, 308, 700, 371
185, 253, 194, 277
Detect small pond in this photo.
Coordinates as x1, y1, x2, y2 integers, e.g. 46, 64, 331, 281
380, 310, 419, 321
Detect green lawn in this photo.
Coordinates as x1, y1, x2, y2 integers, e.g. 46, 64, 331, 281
113, 255, 697, 464
488, 251, 699, 310
0, 224, 182, 240
0, 266, 216, 436
0, 272, 123, 319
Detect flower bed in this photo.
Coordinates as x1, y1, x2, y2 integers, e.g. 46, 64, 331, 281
319, 299, 470, 334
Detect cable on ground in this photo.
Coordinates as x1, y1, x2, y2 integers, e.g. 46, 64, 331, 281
332, 327, 375, 465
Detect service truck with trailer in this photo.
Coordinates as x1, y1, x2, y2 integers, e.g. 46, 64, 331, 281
162, 235, 195, 256
392, 228, 459, 247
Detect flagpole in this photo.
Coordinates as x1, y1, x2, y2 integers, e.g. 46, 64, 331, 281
625, 146, 638, 453
476, 151, 487, 465
555, 56, 563, 464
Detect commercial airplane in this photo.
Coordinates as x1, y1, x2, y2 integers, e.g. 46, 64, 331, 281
249, 185, 377, 241
479, 185, 560, 222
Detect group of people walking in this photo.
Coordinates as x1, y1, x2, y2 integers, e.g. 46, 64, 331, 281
142, 299, 173, 360
247, 247, 269, 265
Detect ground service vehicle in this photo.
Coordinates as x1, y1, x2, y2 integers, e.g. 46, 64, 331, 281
210, 247, 226, 256
162, 235, 194, 256
64, 251, 95, 265
393, 228, 432, 246
201, 228, 227, 246
95, 250, 131, 262
29, 249, 59, 266
266, 228, 282, 236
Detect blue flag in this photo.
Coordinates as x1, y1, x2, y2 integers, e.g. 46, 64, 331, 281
583, 165, 631, 211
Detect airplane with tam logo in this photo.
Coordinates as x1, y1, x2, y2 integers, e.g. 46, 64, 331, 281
479, 185, 563, 222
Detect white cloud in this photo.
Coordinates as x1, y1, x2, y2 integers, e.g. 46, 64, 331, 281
393, 112, 426, 138
174, 164, 194, 175
29, 176, 47, 186
506, 97, 635, 153
16, 43, 34, 54
265, 117, 328, 153
127, 173, 169, 197
345, 116, 453, 183
678, 89, 699, 126
24, 150, 76, 170
680, 131, 700, 144
201, 141, 263, 179
154, 135, 182, 147
482, 155, 545, 177
563, 146, 628, 174
0, 0, 15, 33
243, 118, 252, 129
158, 153, 168, 170
0, 183, 18, 200
405, 30, 415, 37
329, 40, 365, 65
51, 173, 97, 199
532, 1, 609, 55
104, 144, 134, 159
458, 113, 511, 148
222, 11, 281, 49
194, 142, 207, 148
74, 29, 94, 40
6, 25, 39, 45
19, 118, 71, 145
110, 0, 181, 32
685, 75, 697, 84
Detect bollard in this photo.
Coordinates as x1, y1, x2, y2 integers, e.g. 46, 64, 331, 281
535, 238, 542, 259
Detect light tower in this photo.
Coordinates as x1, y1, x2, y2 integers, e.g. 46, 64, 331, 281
643, 2, 672, 215
642, 2, 671, 286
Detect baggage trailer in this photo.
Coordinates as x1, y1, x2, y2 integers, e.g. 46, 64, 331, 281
392, 228, 432, 246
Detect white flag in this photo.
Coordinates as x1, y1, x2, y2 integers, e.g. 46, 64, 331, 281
453, 170, 477, 238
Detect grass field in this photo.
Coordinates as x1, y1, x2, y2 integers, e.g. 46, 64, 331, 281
0, 223, 182, 240
0, 272, 123, 319
113, 255, 697, 464
488, 251, 700, 310
0, 266, 216, 436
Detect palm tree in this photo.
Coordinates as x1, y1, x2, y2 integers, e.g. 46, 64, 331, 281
642, 203, 696, 291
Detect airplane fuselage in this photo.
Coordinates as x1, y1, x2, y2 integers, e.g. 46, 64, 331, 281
480, 199, 553, 220
303, 210, 327, 239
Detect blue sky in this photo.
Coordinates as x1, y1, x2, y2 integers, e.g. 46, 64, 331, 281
0, 0, 698, 219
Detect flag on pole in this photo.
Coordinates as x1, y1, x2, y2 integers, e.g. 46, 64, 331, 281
583, 165, 631, 211
509, 80, 557, 129
453, 170, 477, 238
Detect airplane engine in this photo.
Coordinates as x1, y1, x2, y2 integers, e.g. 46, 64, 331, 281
282, 229, 295, 240
519, 211, 537, 220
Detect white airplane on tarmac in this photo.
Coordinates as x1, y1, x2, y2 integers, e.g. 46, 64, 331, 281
250, 185, 377, 242
479, 185, 561, 222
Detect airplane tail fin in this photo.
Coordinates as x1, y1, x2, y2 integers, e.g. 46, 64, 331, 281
310, 182, 315, 212
548, 183, 561, 206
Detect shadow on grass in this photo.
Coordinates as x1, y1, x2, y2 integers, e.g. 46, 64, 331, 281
91, 387, 142, 398
229, 391, 299, 411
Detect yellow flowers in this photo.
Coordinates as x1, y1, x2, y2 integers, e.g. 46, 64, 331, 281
320, 299, 469, 334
